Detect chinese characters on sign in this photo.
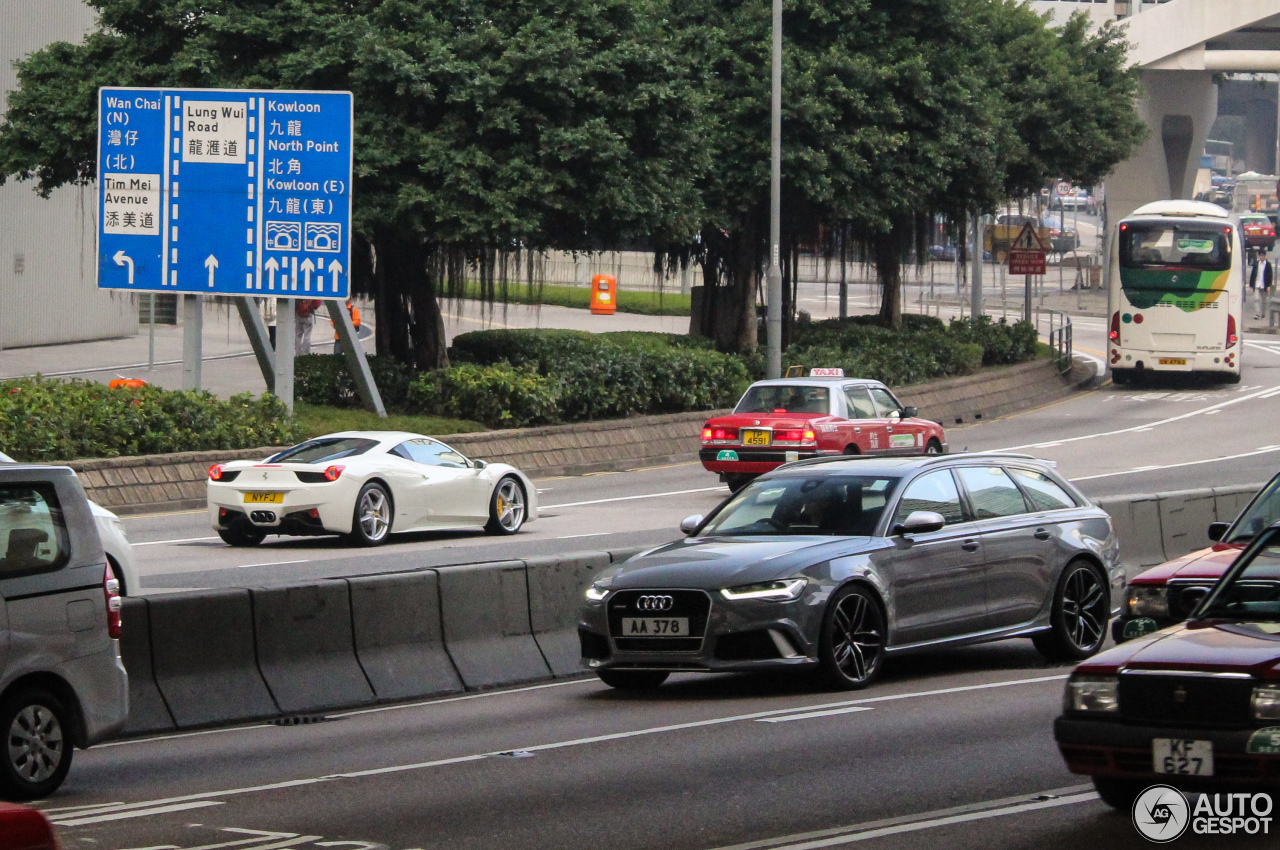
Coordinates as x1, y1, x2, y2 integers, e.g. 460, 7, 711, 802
96, 87, 352, 298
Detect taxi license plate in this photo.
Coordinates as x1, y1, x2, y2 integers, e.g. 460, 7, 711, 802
742, 429, 771, 447
1153, 738, 1214, 776
621, 617, 690, 637
244, 492, 284, 504
1158, 358, 1188, 366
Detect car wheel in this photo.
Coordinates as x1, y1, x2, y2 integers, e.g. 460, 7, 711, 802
217, 526, 265, 547
924, 439, 942, 455
348, 482, 393, 546
0, 688, 73, 801
485, 475, 527, 535
725, 473, 755, 493
1222, 370, 1242, 385
842, 445, 860, 456
1110, 368, 1130, 387
1092, 776, 1146, 811
818, 584, 886, 690
597, 670, 670, 690
1033, 560, 1109, 662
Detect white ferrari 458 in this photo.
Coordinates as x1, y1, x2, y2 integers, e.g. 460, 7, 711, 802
206, 431, 537, 546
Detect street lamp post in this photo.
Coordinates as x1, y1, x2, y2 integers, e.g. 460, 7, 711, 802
765, 0, 783, 379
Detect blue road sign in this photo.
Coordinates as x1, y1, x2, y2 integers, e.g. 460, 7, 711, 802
97, 88, 352, 299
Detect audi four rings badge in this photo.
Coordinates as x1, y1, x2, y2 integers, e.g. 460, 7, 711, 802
636, 595, 674, 611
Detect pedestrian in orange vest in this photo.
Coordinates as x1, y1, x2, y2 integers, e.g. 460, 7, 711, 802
332, 300, 361, 354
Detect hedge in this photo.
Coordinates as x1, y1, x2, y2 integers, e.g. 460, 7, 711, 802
0, 378, 296, 462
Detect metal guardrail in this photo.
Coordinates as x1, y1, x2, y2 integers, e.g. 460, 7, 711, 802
1035, 307, 1073, 376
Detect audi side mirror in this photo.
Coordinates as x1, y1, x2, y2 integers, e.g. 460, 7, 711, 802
472, 459, 488, 471
1207, 521, 1228, 542
680, 514, 704, 535
891, 511, 945, 536
902, 406, 918, 418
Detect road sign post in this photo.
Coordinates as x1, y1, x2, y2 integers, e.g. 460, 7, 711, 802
96, 87, 382, 414
1006, 222, 1048, 324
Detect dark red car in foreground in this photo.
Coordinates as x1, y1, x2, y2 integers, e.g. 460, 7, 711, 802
1055, 523, 1280, 808
1115, 472, 1280, 642
0, 803, 58, 849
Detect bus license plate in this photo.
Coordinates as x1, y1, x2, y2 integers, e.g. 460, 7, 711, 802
622, 617, 690, 637
244, 492, 284, 504
1153, 738, 1214, 776
1158, 358, 1188, 366
742, 429, 771, 446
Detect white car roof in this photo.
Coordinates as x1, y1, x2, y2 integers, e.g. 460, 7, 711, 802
747, 378, 888, 388
1129, 200, 1230, 219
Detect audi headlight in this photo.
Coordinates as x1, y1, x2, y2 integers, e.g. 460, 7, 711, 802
584, 581, 611, 602
1127, 585, 1169, 619
1253, 685, 1280, 721
1064, 675, 1120, 714
720, 578, 807, 602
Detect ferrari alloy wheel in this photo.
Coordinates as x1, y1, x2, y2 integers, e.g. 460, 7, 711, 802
349, 482, 392, 546
1033, 560, 1109, 661
486, 475, 526, 535
0, 688, 72, 800
819, 585, 886, 690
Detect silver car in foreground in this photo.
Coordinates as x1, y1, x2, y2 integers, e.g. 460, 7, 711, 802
579, 453, 1121, 690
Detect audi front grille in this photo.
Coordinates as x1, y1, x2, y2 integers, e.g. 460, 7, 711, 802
607, 589, 711, 653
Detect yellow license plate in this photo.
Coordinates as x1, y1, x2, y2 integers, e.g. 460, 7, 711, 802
1158, 358, 1188, 366
244, 492, 284, 504
742, 429, 771, 447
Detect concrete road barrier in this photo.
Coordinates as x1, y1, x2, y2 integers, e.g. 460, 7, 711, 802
525, 552, 612, 677
438, 562, 552, 689
118, 597, 176, 735
348, 572, 463, 701
252, 581, 375, 714
1157, 488, 1218, 562
1094, 493, 1165, 577
1214, 485, 1260, 527
148, 589, 279, 727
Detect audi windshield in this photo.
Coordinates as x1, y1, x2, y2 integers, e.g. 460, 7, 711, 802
701, 475, 899, 537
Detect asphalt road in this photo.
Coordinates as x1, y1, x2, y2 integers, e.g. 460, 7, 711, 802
39, 646, 1271, 849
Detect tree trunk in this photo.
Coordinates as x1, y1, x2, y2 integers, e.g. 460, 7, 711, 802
875, 230, 903, 330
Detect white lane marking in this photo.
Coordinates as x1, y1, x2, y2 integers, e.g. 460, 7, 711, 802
38, 800, 126, 814
52, 799, 223, 826
1004, 382, 1280, 451
755, 706, 874, 723
68, 674, 1068, 815
542, 486, 725, 510
1072, 444, 1280, 481
133, 536, 220, 547
704, 789, 1097, 850
556, 532, 612, 539
236, 559, 309, 569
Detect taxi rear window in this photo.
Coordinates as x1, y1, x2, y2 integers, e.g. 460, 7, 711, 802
736, 385, 829, 415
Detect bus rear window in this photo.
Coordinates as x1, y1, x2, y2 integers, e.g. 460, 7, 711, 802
1119, 223, 1231, 273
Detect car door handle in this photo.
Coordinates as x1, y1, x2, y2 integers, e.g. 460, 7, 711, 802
1034, 529, 1051, 540
961, 540, 979, 552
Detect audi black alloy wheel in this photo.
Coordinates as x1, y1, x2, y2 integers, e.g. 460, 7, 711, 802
819, 585, 886, 690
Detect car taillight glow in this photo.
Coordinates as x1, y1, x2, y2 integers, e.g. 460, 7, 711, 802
702, 427, 713, 441
1109, 311, 1120, 343
1227, 314, 1238, 348
324, 465, 345, 481
104, 561, 122, 640
775, 429, 817, 444
209, 463, 224, 481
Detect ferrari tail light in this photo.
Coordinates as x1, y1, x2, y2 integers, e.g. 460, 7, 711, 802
324, 465, 345, 481
104, 561, 122, 640
1109, 312, 1120, 343
1227, 314, 1238, 348
209, 463, 224, 481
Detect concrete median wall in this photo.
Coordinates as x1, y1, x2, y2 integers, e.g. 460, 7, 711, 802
113, 480, 1267, 737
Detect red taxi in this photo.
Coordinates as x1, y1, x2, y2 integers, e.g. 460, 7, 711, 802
1241, 214, 1276, 251
1116, 472, 1280, 642
699, 370, 947, 491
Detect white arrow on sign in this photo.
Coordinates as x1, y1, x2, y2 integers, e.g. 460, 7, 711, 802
204, 254, 219, 288
264, 257, 279, 290
300, 258, 315, 292
113, 250, 135, 285
328, 260, 343, 293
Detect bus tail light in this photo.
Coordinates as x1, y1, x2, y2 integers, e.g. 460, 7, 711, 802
1227, 314, 1238, 348
1109, 312, 1120, 343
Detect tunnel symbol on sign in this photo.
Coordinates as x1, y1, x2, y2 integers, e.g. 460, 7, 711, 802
305, 222, 342, 253
265, 221, 302, 252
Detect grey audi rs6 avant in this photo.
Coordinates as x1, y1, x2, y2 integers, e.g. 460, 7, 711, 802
579, 453, 1122, 690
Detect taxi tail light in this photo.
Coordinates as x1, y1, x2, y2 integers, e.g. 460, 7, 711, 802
1109, 311, 1120, 343
702, 427, 735, 442
702, 427, 713, 441
104, 561, 122, 640
1227, 314, 1238, 348
324, 465, 345, 481
209, 463, 224, 481
775, 428, 817, 445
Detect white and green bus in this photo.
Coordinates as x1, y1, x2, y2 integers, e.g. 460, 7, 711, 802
1108, 200, 1244, 385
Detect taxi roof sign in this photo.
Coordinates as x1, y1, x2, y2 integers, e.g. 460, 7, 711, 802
809, 367, 844, 377
1011, 222, 1047, 251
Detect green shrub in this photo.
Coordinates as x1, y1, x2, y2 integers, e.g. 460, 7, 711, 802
407, 363, 561, 428
947, 316, 1038, 366
295, 354, 415, 409
0, 378, 296, 462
